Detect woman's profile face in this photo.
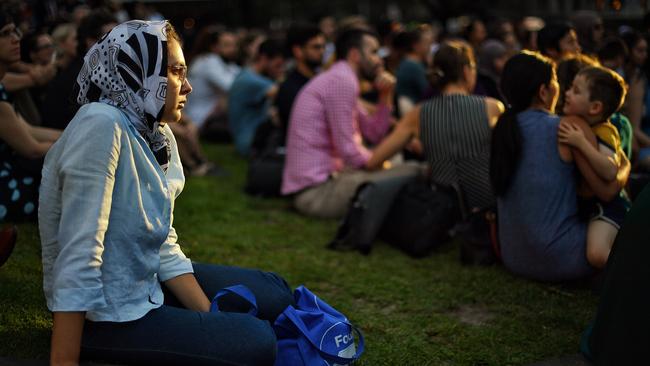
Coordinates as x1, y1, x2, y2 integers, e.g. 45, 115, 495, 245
60, 30, 77, 58
559, 30, 581, 56
162, 40, 192, 124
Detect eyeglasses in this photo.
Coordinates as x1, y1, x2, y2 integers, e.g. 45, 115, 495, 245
168, 64, 187, 84
0, 26, 22, 40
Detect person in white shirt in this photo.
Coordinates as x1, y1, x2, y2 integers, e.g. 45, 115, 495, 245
184, 26, 241, 129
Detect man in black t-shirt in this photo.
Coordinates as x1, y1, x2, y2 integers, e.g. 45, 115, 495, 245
274, 24, 326, 145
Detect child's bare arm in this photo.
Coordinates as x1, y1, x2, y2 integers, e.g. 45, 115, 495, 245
559, 116, 625, 202
558, 121, 618, 182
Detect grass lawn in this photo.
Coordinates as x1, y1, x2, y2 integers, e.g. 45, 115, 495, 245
0, 143, 598, 365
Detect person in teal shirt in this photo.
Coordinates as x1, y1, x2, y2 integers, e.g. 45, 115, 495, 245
228, 39, 285, 156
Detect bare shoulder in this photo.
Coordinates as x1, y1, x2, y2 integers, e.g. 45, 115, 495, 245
485, 97, 505, 115
484, 97, 504, 128
560, 115, 597, 143
560, 114, 588, 127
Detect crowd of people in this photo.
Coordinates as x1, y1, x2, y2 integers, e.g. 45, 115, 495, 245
1, 0, 650, 364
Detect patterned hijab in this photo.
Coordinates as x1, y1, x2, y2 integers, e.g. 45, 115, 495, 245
76, 20, 172, 171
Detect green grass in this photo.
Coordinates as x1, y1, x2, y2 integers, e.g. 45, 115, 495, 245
0, 143, 598, 365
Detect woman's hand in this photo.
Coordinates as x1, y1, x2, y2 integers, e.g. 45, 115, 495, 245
164, 273, 211, 312
51, 312, 85, 366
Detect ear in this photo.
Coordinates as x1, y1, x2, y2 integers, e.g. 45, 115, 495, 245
292, 45, 303, 60
589, 100, 604, 117
537, 83, 548, 102
348, 47, 361, 63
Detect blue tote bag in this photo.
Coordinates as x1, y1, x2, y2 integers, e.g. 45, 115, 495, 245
273, 285, 365, 366
210, 285, 364, 366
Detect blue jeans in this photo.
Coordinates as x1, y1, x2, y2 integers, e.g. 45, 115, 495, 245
80, 263, 294, 365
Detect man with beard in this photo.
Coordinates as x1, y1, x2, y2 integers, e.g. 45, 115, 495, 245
275, 24, 325, 144
228, 39, 285, 156
282, 29, 421, 219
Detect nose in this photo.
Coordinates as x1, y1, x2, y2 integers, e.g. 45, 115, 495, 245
181, 78, 192, 95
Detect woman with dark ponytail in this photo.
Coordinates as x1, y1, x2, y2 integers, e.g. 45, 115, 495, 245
491, 51, 627, 281
368, 40, 504, 211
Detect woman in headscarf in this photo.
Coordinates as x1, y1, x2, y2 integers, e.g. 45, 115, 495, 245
39, 20, 293, 366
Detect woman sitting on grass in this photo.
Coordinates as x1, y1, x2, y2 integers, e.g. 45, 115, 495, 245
489, 51, 629, 282
368, 40, 504, 212
0, 9, 61, 223
39, 20, 293, 366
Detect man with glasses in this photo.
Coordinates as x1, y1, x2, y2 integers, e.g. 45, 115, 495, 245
17, 31, 58, 123
25, 32, 55, 66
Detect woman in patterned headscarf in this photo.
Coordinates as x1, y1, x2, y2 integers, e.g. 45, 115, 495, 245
39, 20, 293, 366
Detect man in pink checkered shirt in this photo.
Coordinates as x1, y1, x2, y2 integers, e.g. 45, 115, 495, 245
282, 29, 422, 219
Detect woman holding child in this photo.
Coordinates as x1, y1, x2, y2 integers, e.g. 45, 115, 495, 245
39, 20, 293, 365
490, 51, 629, 281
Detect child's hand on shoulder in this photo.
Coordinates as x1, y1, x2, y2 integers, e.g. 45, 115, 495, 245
558, 120, 587, 148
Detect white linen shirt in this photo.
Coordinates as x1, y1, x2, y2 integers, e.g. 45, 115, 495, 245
39, 102, 194, 322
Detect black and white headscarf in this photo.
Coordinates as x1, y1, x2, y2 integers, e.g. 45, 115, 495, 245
76, 20, 171, 170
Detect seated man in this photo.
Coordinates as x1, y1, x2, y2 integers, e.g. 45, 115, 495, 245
282, 28, 422, 219
228, 39, 285, 156
275, 23, 325, 144
184, 28, 240, 130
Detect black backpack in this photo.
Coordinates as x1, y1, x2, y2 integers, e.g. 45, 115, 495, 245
244, 122, 285, 197
379, 180, 460, 257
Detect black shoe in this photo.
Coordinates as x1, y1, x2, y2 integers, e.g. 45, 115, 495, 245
0, 225, 18, 268
328, 201, 365, 252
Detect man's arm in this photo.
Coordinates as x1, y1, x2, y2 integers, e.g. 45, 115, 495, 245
366, 106, 420, 170
324, 80, 372, 167
357, 71, 396, 143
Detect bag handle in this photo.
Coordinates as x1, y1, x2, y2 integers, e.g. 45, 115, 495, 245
210, 285, 258, 316
282, 308, 365, 364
